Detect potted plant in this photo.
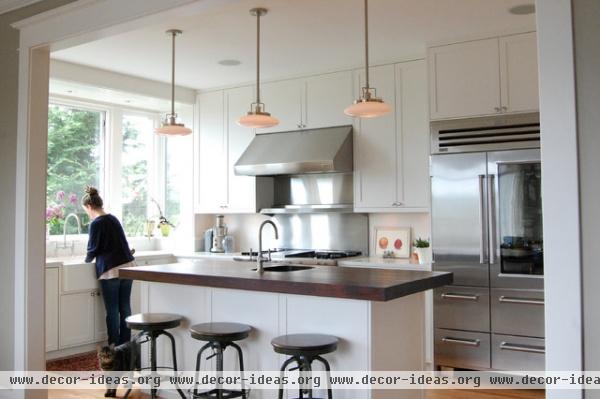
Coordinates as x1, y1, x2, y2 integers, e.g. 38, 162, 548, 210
151, 198, 175, 237
413, 237, 431, 264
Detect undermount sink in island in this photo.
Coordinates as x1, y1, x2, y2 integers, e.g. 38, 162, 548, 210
120, 260, 452, 399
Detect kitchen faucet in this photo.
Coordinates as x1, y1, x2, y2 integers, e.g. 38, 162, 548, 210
257, 220, 278, 273
58, 213, 82, 253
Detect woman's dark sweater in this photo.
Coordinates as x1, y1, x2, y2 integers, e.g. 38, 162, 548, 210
85, 214, 135, 278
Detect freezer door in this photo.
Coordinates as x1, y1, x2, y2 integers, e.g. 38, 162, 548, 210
487, 149, 544, 289
431, 153, 489, 286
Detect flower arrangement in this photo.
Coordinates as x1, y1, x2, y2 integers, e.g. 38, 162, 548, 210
46, 190, 79, 235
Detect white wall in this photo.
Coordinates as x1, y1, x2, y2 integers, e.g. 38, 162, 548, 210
536, 1, 583, 398
0, 0, 76, 373
196, 212, 430, 257
572, 0, 600, 391
50, 59, 196, 105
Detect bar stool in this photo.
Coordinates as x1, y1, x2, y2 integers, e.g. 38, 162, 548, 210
124, 313, 187, 399
190, 322, 252, 399
272, 333, 338, 399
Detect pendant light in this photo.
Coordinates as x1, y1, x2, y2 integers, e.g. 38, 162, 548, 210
237, 8, 279, 129
344, 0, 392, 118
155, 29, 192, 136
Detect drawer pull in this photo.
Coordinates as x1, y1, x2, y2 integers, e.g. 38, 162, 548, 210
441, 293, 479, 301
499, 296, 544, 306
441, 337, 481, 347
500, 342, 545, 354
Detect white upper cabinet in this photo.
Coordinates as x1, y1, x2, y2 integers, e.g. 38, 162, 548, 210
428, 38, 501, 119
354, 60, 430, 212
499, 32, 539, 113
227, 86, 259, 213
428, 32, 538, 120
354, 64, 398, 209
397, 60, 430, 208
196, 91, 227, 213
257, 71, 354, 133
304, 71, 354, 129
258, 79, 303, 133
196, 88, 272, 214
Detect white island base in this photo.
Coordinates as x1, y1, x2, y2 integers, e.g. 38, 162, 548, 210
139, 282, 425, 399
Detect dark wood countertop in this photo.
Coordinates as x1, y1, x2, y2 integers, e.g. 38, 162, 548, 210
119, 260, 452, 302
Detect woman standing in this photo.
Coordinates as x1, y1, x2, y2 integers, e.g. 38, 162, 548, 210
82, 186, 135, 346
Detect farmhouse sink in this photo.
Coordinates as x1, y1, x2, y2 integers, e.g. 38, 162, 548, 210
252, 265, 315, 272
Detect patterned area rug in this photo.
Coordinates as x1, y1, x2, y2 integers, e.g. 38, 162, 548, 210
46, 351, 100, 371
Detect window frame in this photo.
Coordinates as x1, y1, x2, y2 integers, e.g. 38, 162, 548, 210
47, 96, 164, 240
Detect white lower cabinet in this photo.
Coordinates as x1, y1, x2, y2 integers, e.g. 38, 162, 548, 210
354, 59, 430, 212
47, 259, 158, 353
45, 268, 59, 352
94, 290, 108, 342
59, 291, 96, 348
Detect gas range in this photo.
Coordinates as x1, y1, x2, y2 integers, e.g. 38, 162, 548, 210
237, 248, 362, 266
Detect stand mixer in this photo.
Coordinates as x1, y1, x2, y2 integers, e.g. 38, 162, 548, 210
210, 215, 227, 253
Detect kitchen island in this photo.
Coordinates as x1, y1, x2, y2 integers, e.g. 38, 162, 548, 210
120, 260, 451, 399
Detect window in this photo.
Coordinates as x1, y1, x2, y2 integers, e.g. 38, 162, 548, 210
165, 138, 187, 227
121, 114, 154, 236
46, 104, 105, 235
46, 99, 180, 238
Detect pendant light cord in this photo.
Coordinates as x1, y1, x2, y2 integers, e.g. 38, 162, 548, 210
364, 0, 370, 91
171, 30, 176, 118
256, 11, 261, 105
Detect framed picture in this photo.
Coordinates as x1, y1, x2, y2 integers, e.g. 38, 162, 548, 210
374, 227, 411, 258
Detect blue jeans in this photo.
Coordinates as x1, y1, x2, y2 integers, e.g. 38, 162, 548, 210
99, 278, 133, 345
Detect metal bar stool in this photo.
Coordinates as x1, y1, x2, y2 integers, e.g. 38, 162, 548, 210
190, 322, 252, 399
124, 313, 187, 399
272, 333, 338, 399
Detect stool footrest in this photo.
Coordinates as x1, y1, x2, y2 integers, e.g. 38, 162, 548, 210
191, 388, 247, 398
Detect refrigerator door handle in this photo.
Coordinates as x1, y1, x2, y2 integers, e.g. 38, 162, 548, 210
487, 174, 497, 265
478, 174, 487, 264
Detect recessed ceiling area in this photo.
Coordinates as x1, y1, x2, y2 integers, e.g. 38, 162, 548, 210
51, 0, 536, 90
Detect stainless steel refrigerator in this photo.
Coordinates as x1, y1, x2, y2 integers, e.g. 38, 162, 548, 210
430, 113, 545, 371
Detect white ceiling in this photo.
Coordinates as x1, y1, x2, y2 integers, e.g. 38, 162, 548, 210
49, 80, 175, 112
51, 0, 536, 90
0, 0, 42, 15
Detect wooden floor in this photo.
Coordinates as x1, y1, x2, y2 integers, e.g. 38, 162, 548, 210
426, 389, 545, 399
49, 388, 544, 399
49, 389, 149, 399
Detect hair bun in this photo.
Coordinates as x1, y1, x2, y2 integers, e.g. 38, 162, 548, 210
85, 186, 99, 196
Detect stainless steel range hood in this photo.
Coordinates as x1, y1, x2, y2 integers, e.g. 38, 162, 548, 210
234, 125, 353, 176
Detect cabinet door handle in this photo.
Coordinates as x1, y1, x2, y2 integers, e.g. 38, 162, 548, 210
297, 124, 302, 128
500, 342, 545, 354
487, 174, 496, 264
501, 106, 508, 111
441, 293, 479, 301
499, 296, 544, 306
96, 291, 101, 297
442, 337, 481, 347
90, 292, 95, 297
494, 107, 501, 112
478, 174, 488, 264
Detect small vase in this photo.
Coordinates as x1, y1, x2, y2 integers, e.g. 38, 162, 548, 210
414, 247, 431, 264
159, 224, 171, 237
